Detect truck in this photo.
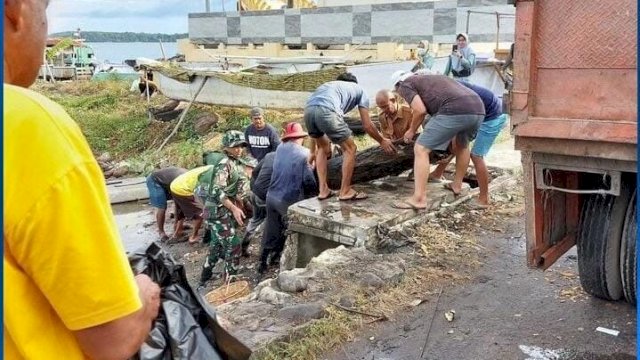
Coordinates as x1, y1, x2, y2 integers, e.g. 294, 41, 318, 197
509, 0, 637, 304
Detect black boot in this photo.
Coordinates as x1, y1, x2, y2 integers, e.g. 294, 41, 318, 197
257, 250, 270, 274
199, 265, 213, 288
241, 237, 251, 258
269, 251, 281, 267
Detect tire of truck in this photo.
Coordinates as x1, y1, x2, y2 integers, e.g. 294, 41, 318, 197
577, 179, 632, 301
620, 189, 636, 305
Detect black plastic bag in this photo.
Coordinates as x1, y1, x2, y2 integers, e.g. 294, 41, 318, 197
128, 242, 251, 360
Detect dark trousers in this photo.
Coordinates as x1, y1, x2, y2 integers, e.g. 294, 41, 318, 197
242, 194, 266, 248
260, 195, 290, 265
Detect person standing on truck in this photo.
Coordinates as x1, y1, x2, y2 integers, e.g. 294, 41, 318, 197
305, 72, 396, 202
5, 0, 161, 358
390, 72, 485, 210
444, 33, 477, 81
429, 82, 508, 209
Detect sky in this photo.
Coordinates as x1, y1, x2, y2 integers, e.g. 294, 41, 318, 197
47, 0, 239, 34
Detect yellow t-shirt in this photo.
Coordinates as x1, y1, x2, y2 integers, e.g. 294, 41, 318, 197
169, 165, 212, 197
3, 84, 142, 359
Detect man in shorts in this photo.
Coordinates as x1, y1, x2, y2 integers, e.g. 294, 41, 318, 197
391, 71, 485, 210
429, 82, 507, 209
146, 166, 187, 241
305, 72, 396, 201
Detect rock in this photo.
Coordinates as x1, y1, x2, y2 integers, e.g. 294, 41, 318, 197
194, 113, 220, 135
369, 260, 406, 285
277, 302, 327, 323
112, 162, 130, 178
338, 295, 356, 308
257, 286, 292, 306
97, 152, 112, 163
277, 269, 309, 293
360, 272, 384, 288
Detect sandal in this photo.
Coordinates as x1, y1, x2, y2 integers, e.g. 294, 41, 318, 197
339, 191, 369, 201
467, 200, 489, 210
392, 200, 426, 210
318, 190, 337, 201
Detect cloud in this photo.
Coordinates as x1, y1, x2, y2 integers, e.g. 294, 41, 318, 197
47, 0, 234, 33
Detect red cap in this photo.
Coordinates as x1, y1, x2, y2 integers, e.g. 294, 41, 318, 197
281, 122, 308, 140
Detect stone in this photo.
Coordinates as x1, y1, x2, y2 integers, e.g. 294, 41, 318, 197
369, 259, 406, 285
194, 113, 220, 135
360, 272, 384, 288
277, 302, 327, 323
257, 286, 292, 306
112, 162, 130, 178
97, 152, 112, 162
277, 269, 309, 293
338, 295, 356, 308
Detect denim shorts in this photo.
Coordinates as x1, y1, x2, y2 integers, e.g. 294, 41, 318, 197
416, 113, 484, 151
471, 114, 508, 157
146, 175, 169, 209
304, 105, 352, 144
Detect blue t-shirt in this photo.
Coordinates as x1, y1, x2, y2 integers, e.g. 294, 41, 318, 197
457, 81, 502, 121
306, 81, 370, 117
244, 124, 281, 161
268, 142, 317, 204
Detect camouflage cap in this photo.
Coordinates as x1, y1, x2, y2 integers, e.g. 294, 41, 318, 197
222, 130, 247, 148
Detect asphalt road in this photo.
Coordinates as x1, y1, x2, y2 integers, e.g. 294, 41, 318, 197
325, 216, 637, 360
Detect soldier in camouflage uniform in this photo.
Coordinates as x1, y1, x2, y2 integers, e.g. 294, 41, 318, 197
198, 130, 257, 286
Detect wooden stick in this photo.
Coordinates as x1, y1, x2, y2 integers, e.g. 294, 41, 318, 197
329, 302, 388, 320
157, 76, 208, 152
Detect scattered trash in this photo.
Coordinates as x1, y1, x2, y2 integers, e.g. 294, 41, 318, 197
369, 336, 375, 341
409, 299, 424, 307
578, 327, 584, 331
447, 330, 454, 334
444, 310, 455, 322
514, 314, 522, 317
595, 327, 619, 336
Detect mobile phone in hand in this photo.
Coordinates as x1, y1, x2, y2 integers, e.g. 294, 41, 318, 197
452, 44, 458, 52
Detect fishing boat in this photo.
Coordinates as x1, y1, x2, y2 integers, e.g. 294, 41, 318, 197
39, 37, 97, 81
152, 59, 417, 109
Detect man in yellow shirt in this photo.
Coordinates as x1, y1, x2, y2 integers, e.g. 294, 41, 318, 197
169, 165, 213, 243
4, 0, 161, 359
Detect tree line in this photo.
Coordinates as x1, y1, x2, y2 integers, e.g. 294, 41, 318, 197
48, 31, 189, 43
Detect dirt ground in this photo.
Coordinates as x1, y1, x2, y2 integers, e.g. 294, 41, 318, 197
322, 215, 637, 360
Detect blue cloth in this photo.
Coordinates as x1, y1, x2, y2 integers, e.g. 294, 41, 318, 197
306, 81, 370, 117
244, 124, 281, 161
457, 81, 502, 121
268, 142, 318, 205
146, 175, 169, 209
471, 114, 508, 157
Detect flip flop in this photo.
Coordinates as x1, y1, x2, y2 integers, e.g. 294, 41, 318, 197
443, 182, 461, 196
159, 234, 170, 242
339, 191, 369, 201
318, 190, 337, 201
392, 200, 426, 210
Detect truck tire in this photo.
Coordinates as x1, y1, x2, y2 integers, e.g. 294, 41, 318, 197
620, 190, 636, 305
577, 180, 632, 300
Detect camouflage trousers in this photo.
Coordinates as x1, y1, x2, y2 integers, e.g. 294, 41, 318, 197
200, 207, 242, 284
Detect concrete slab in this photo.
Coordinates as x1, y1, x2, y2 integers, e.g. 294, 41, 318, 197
286, 176, 470, 267
106, 177, 149, 204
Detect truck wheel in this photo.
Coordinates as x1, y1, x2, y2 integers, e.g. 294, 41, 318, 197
577, 181, 632, 300
620, 189, 636, 305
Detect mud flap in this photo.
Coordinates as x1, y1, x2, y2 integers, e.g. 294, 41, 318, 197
128, 242, 251, 360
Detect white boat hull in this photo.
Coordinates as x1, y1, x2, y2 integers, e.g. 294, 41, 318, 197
154, 60, 417, 109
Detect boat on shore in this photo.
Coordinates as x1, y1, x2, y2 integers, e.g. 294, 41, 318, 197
151, 55, 506, 109
152, 59, 417, 109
